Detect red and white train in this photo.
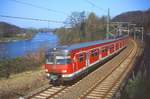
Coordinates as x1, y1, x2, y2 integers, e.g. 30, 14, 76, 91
44, 36, 129, 84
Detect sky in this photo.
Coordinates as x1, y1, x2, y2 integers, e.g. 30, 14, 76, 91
0, 0, 150, 28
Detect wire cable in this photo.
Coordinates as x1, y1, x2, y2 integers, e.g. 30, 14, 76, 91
8, 0, 68, 15
0, 15, 66, 23
84, 0, 107, 12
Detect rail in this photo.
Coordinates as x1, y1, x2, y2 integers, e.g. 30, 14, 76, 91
24, 39, 139, 99
79, 39, 138, 99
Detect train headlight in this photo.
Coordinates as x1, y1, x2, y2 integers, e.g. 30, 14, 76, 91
47, 73, 50, 77
45, 69, 48, 72
62, 70, 67, 73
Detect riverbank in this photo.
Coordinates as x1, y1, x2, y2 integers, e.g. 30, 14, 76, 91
0, 35, 33, 43
0, 32, 58, 59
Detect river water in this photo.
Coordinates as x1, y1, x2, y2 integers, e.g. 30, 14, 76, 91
0, 32, 59, 59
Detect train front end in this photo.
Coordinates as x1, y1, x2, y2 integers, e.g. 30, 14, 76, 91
44, 47, 73, 84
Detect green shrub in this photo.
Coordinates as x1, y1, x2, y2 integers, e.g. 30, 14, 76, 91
122, 71, 150, 99
0, 52, 45, 79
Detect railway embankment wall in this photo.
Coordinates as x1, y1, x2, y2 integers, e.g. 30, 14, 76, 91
120, 38, 150, 99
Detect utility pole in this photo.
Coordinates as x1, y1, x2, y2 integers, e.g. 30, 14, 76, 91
128, 23, 130, 36
134, 27, 136, 40
130, 24, 136, 40
141, 27, 144, 42
119, 23, 122, 36
106, 8, 110, 39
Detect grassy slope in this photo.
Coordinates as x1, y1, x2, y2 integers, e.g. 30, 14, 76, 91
0, 69, 48, 99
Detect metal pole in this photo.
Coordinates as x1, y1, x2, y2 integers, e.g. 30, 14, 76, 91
134, 27, 136, 40
130, 24, 136, 40
128, 23, 130, 36
106, 8, 110, 39
119, 24, 122, 36
142, 27, 144, 42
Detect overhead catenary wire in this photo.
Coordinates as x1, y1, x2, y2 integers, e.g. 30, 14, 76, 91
0, 15, 66, 23
84, 0, 107, 12
3, 0, 109, 27
8, 0, 68, 15
84, 0, 111, 39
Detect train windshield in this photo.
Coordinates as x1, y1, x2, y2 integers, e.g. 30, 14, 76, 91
47, 54, 71, 65
55, 56, 71, 64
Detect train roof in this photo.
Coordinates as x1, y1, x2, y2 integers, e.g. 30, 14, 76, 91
53, 36, 128, 52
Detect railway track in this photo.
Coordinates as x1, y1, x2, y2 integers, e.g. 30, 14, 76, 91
53, 40, 139, 99
79, 40, 138, 99
25, 40, 139, 99
25, 85, 70, 99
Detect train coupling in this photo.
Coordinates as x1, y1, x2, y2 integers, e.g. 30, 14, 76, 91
50, 74, 59, 81
47, 73, 61, 81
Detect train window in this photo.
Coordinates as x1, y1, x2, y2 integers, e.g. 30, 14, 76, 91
102, 48, 107, 53
91, 49, 99, 57
56, 59, 71, 64
47, 55, 72, 64
47, 56, 54, 64
78, 54, 84, 62
91, 50, 95, 57
79, 57, 83, 62
110, 45, 114, 50
95, 51, 98, 56
106, 49, 108, 52
116, 43, 119, 48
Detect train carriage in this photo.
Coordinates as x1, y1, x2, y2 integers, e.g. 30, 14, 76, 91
44, 36, 129, 84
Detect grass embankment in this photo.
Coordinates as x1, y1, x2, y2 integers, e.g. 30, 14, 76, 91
0, 69, 48, 99
0, 50, 47, 99
121, 69, 150, 99
121, 37, 150, 99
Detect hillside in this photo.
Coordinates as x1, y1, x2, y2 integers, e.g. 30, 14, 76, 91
0, 22, 38, 41
0, 22, 22, 37
113, 9, 150, 99
113, 9, 150, 33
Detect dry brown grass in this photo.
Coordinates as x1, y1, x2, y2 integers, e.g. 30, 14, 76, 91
0, 47, 48, 99
0, 68, 48, 99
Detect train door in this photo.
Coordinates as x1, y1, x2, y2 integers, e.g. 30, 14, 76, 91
99, 48, 102, 60
120, 42, 122, 48
72, 55, 76, 73
109, 45, 114, 54
107, 46, 110, 55
75, 52, 86, 71
73, 52, 80, 72
116, 43, 119, 51
89, 49, 99, 64
101, 47, 108, 58
86, 52, 90, 67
